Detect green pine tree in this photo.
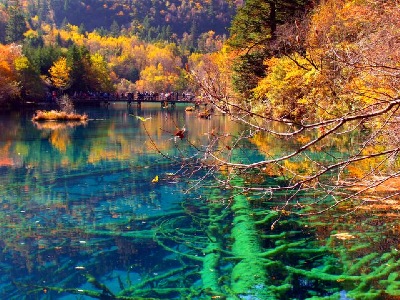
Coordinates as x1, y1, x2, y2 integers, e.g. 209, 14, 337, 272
66, 44, 91, 92
228, 0, 310, 97
5, 1, 28, 43
110, 20, 120, 37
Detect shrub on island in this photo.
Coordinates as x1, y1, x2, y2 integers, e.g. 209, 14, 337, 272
32, 110, 88, 121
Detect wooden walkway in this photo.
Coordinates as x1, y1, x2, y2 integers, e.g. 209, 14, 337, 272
71, 92, 202, 107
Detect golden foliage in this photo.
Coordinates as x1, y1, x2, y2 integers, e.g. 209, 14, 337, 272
88, 53, 113, 91
253, 54, 315, 120
188, 45, 237, 105
0, 44, 22, 101
49, 57, 71, 91
32, 110, 88, 122
253, 0, 400, 122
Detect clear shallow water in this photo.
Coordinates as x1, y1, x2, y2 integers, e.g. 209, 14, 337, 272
0, 104, 399, 299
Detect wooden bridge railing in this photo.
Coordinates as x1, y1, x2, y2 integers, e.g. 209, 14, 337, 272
70, 92, 200, 104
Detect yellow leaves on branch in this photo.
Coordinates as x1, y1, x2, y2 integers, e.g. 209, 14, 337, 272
187, 45, 236, 103
252, 0, 399, 122
139, 63, 179, 92
49, 57, 71, 91
313, 1, 399, 108
252, 54, 316, 120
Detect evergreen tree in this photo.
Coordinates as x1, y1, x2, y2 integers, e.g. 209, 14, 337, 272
229, 0, 309, 48
78, 23, 86, 35
24, 32, 44, 48
228, 0, 310, 96
232, 52, 266, 97
63, 0, 70, 11
189, 20, 198, 49
110, 20, 120, 37
95, 27, 108, 37
0, 19, 6, 43
61, 17, 69, 29
140, 16, 151, 41
66, 44, 91, 92
165, 25, 172, 42
56, 32, 62, 46
5, 1, 28, 43
207, 0, 215, 17
23, 44, 62, 75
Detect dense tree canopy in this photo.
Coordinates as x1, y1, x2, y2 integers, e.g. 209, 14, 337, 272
188, 0, 400, 216
228, 0, 311, 97
0, 44, 23, 105
0, 0, 239, 47
0, 0, 240, 103
5, 1, 27, 43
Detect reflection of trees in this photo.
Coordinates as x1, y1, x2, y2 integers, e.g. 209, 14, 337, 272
0, 141, 22, 167
33, 120, 87, 131
182, 1, 400, 296
2, 106, 400, 298
186, 0, 400, 218
0, 114, 23, 167
33, 120, 87, 153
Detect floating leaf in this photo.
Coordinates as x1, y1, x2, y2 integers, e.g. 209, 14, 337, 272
174, 126, 186, 140
135, 115, 152, 122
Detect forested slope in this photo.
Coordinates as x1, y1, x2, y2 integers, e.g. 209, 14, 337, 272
0, 0, 240, 43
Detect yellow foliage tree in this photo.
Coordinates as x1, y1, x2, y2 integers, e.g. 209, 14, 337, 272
185, 0, 400, 219
250, 0, 400, 123
0, 44, 22, 103
37, 24, 187, 93
49, 57, 72, 91
188, 45, 237, 110
139, 63, 179, 92
252, 55, 314, 120
88, 53, 113, 92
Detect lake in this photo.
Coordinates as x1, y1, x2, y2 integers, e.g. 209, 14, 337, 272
0, 103, 399, 299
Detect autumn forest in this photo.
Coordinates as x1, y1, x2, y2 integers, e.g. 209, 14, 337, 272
1, 0, 400, 299
0, 0, 241, 104
0, 0, 397, 120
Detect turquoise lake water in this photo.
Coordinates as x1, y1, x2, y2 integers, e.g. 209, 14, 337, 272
0, 103, 399, 299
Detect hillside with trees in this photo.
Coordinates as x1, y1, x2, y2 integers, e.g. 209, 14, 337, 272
188, 0, 400, 216
1, 2, 400, 296
0, 0, 240, 44
0, 0, 398, 128
0, 0, 242, 106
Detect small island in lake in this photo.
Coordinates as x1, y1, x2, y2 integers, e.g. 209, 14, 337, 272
32, 110, 88, 122
32, 95, 88, 122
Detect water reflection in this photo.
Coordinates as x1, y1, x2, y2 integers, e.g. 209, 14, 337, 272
0, 104, 239, 299
0, 104, 399, 299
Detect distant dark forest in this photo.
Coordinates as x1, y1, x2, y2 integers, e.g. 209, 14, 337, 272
0, 0, 241, 44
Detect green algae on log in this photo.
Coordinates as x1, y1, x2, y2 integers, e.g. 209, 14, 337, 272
201, 189, 231, 297
15, 170, 400, 299
230, 192, 292, 299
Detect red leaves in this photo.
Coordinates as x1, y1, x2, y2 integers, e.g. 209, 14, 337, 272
174, 126, 186, 140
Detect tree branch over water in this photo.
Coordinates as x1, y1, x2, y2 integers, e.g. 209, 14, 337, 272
185, 0, 400, 216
